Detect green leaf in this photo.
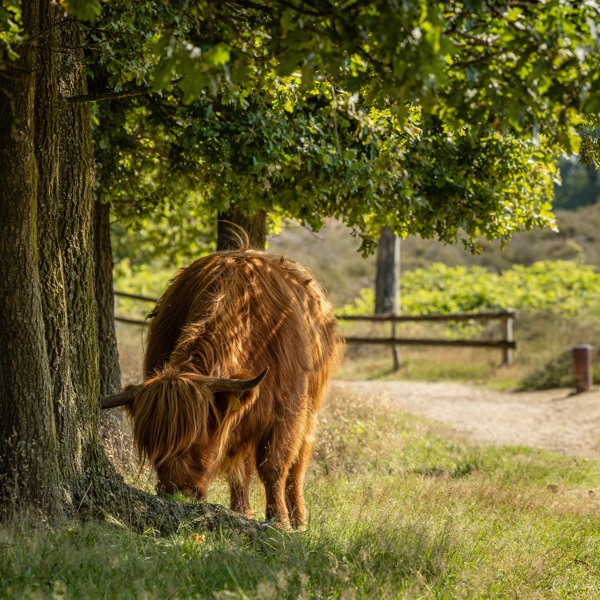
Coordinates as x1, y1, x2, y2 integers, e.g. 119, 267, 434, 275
205, 43, 231, 67
65, 0, 101, 22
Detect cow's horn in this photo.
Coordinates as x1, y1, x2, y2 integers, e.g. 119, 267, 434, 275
202, 368, 269, 393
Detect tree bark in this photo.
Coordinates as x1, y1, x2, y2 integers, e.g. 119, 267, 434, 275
94, 200, 121, 396
217, 208, 267, 250
94, 199, 132, 471
375, 226, 400, 315
0, 0, 107, 517
0, 0, 63, 515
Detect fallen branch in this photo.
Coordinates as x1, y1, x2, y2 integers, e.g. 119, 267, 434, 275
100, 385, 140, 409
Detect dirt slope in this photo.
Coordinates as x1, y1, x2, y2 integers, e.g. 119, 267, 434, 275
332, 381, 600, 459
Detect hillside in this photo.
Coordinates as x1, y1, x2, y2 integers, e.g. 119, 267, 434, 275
268, 204, 600, 306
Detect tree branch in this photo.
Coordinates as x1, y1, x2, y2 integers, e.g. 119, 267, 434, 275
100, 385, 140, 409
269, 0, 324, 17
228, 0, 327, 17
226, 0, 276, 14
65, 88, 151, 104
17, 17, 119, 48
453, 30, 496, 47
449, 47, 504, 69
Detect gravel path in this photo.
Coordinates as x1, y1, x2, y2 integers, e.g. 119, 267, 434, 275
332, 381, 600, 459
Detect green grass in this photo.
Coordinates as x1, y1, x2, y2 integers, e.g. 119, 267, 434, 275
3, 386, 600, 599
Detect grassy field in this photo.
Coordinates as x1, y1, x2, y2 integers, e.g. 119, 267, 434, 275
2, 345, 600, 599
5, 216, 599, 598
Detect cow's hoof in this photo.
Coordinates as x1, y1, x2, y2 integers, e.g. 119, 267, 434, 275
259, 519, 291, 532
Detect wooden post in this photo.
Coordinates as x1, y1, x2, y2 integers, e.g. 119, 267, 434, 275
500, 310, 514, 366
375, 227, 401, 370
391, 320, 400, 372
572, 345, 594, 393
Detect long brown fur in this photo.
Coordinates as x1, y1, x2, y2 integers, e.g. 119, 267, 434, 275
129, 231, 342, 529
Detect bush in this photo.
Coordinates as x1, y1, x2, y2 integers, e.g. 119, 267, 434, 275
341, 260, 600, 320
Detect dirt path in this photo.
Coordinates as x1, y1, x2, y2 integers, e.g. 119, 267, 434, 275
332, 381, 600, 459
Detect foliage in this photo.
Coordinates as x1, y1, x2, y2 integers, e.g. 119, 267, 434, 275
3, 0, 591, 251
99, 86, 559, 253
386, 119, 557, 250
79, 0, 599, 253
110, 197, 214, 267
83, 0, 600, 139
5, 1, 600, 192
0, 3, 20, 62
113, 260, 171, 321
341, 260, 600, 318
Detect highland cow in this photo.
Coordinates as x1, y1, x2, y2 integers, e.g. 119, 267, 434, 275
125, 235, 341, 530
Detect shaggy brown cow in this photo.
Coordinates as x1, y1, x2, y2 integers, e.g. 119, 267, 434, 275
127, 235, 341, 530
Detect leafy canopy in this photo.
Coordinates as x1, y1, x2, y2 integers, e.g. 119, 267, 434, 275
76, 1, 599, 141
3, 1, 598, 252
96, 82, 557, 255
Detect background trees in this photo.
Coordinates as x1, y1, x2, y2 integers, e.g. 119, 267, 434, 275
1, 0, 598, 524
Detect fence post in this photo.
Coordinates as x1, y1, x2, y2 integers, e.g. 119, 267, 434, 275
572, 344, 594, 393
500, 311, 514, 366
391, 318, 400, 372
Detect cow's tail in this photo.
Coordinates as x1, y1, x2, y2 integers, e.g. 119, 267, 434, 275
130, 367, 215, 468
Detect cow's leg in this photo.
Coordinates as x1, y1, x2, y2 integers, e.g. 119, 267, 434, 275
256, 432, 301, 531
228, 452, 254, 519
285, 435, 314, 531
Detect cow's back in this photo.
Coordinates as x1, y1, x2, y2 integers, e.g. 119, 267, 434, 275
144, 249, 341, 407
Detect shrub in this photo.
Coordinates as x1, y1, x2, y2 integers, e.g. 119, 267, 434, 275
341, 260, 600, 320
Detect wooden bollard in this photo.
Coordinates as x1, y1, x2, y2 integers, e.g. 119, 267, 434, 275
572, 345, 594, 393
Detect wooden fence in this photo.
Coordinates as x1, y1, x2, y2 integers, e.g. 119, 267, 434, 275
114, 291, 516, 367
338, 310, 516, 368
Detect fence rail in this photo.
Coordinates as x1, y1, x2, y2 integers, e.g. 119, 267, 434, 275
114, 291, 516, 367
338, 310, 516, 367
114, 290, 158, 303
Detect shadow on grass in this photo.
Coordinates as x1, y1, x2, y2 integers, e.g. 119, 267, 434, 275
0, 510, 455, 599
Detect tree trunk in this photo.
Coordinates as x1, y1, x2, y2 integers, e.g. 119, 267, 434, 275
375, 226, 400, 315
217, 208, 267, 250
94, 200, 133, 472
94, 201, 121, 396
0, 0, 108, 518
0, 1, 63, 516
0, 0, 257, 535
